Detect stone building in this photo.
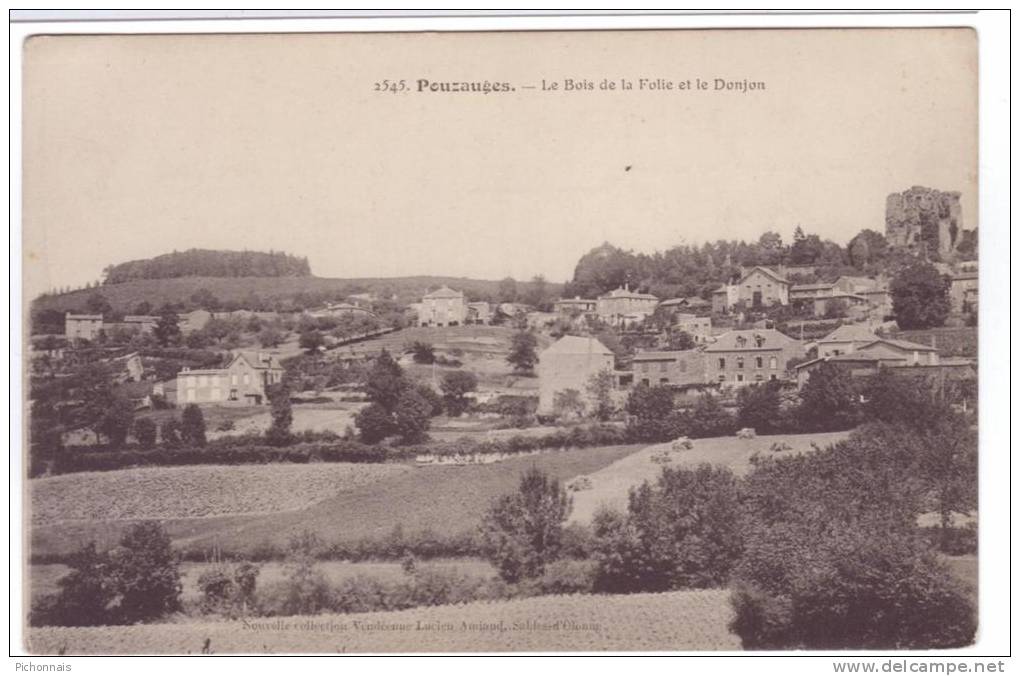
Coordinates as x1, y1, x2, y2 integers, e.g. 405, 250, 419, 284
418, 286, 467, 327
595, 286, 659, 325
702, 328, 804, 387
631, 349, 706, 387
712, 266, 790, 312
64, 313, 104, 341
178, 351, 284, 406
537, 336, 615, 415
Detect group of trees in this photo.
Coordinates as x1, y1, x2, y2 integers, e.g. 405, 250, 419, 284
31, 522, 182, 627
480, 391, 976, 650
731, 414, 976, 649
354, 351, 440, 444
564, 230, 858, 301
102, 249, 311, 284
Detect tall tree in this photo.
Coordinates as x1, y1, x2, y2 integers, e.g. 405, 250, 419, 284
180, 404, 207, 447
891, 260, 951, 329
153, 305, 182, 347
507, 330, 539, 374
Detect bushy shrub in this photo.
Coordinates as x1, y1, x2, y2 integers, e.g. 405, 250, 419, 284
479, 468, 572, 582
181, 404, 207, 447
731, 425, 977, 649
440, 370, 478, 417
355, 403, 394, 444
133, 418, 157, 450
685, 393, 738, 438
31, 522, 182, 627
536, 558, 597, 595
197, 562, 260, 616
730, 530, 976, 650
393, 388, 432, 443
591, 464, 742, 593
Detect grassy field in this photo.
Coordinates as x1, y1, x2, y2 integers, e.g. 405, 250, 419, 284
567, 431, 851, 524
30, 464, 410, 527
30, 444, 644, 559
26, 588, 739, 654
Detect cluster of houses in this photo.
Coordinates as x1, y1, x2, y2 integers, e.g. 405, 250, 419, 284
536, 324, 976, 416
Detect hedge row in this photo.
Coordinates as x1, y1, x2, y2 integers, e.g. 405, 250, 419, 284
49, 425, 641, 474
52, 441, 399, 474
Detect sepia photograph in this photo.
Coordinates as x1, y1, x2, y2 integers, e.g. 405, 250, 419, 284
11, 12, 1008, 660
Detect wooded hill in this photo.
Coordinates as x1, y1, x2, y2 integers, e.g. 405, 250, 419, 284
101, 249, 311, 284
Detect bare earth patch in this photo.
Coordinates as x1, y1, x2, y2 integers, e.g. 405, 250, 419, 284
30, 464, 411, 526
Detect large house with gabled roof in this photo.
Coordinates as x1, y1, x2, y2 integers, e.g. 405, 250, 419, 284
419, 286, 467, 327
177, 350, 284, 406
712, 266, 790, 313
702, 328, 804, 387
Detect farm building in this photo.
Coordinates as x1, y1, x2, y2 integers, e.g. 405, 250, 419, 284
467, 301, 492, 324
537, 336, 615, 415
419, 286, 467, 327
177, 351, 284, 406
793, 337, 971, 391
631, 349, 706, 388
813, 324, 881, 358
672, 313, 713, 343
554, 297, 597, 315
309, 302, 377, 319
64, 313, 104, 341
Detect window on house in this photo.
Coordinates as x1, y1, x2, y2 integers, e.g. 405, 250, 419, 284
641, 378, 650, 387
754, 335, 766, 347
736, 357, 744, 369
770, 357, 778, 369
769, 374, 778, 381
660, 378, 669, 384
660, 362, 667, 372
756, 375, 764, 382
736, 374, 744, 382
244, 373, 251, 385
736, 336, 747, 347
718, 357, 726, 369
718, 374, 726, 382
755, 356, 763, 369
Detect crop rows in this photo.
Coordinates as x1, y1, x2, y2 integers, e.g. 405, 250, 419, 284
30, 464, 411, 526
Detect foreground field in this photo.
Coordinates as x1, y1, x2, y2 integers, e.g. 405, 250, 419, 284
27, 588, 739, 654
31, 558, 496, 605
567, 431, 851, 524
30, 464, 410, 527
31, 444, 643, 559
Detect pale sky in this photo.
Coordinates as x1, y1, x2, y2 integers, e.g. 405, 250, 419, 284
22, 28, 977, 296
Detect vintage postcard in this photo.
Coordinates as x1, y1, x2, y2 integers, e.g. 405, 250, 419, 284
18, 23, 991, 656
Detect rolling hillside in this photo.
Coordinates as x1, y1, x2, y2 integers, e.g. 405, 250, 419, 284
32, 275, 559, 315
